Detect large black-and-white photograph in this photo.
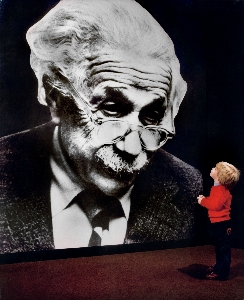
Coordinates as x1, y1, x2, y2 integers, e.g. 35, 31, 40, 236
1, 0, 205, 255
0, 0, 244, 295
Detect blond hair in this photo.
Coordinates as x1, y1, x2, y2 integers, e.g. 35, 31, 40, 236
216, 162, 240, 190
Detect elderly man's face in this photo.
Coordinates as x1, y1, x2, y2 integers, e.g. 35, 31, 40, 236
58, 52, 171, 196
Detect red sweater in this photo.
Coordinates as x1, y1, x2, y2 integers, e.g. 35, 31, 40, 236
200, 185, 232, 223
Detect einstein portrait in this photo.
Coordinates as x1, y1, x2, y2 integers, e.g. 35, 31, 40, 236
0, 0, 202, 254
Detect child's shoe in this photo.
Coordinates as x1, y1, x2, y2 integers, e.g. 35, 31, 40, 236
205, 271, 229, 281
206, 266, 214, 274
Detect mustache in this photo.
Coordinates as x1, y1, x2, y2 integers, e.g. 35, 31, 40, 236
94, 145, 149, 178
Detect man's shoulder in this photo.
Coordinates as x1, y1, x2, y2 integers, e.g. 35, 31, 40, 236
0, 122, 56, 158
0, 121, 56, 146
0, 122, 56, 194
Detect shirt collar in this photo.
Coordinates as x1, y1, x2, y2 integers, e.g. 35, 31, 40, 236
50, 126, 131, 219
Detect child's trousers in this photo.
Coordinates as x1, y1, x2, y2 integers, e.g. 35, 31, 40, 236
211, 220, 232, 279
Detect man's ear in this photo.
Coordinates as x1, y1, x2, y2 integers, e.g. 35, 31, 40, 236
161, 58, 187, 135
41, 75, 60, 124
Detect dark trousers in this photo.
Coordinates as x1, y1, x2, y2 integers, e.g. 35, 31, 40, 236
212, 220, 232, 278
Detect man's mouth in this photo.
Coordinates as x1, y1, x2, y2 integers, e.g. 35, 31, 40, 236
94, 145, 149, 179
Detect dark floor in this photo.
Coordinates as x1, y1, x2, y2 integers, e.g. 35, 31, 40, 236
0, 245, 243, 300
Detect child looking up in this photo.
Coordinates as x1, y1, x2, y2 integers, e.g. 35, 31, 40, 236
197, 162, 240, 280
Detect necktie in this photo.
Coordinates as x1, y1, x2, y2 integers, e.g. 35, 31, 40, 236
72, 189, 125, 246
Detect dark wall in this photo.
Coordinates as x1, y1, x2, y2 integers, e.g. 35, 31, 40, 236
0, 0, 243, 249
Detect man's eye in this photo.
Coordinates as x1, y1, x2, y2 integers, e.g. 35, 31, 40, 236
139, 98, 167, 126
141, 110, 164, 126
99, 101, 123, 117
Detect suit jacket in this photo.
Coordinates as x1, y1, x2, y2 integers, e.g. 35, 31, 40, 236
0, 122, 202, 254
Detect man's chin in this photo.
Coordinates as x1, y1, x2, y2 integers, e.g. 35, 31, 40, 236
94, 145, 149, 181
88, 170, 135, 197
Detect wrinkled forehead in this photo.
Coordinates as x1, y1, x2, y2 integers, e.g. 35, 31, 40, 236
84, 50, 172, 99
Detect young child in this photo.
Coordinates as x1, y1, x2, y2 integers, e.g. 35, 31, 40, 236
197, 162, 240, 281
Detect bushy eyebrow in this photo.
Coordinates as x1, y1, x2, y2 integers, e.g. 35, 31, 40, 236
146, 97, 167, 108
139, 98, 167, 119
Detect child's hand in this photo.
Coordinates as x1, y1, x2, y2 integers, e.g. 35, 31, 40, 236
197, 195, 205, 204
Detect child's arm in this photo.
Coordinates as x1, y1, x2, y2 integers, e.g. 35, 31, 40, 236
198, 186, 229, 211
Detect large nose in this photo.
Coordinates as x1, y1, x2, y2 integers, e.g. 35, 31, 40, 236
115, 112, 142, 156
115, 131, 142, 156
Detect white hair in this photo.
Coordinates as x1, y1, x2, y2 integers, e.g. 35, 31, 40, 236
26, 0, 187, 128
